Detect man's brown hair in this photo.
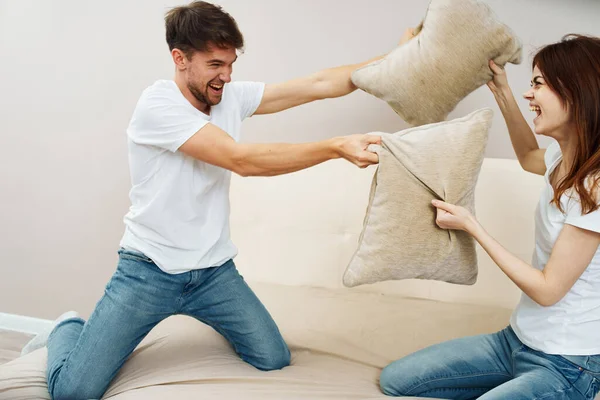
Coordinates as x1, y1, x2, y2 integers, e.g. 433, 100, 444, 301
165, 1, 244, 57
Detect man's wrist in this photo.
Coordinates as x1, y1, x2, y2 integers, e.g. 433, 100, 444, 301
327, 137, 343, 159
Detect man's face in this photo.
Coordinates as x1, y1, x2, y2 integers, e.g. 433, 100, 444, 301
184, 45, 237, 107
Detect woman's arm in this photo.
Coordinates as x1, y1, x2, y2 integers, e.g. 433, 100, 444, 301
487, 61, 546, 175
432, 199, 600, 306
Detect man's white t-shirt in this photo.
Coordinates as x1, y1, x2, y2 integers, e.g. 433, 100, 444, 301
510, 140, 600, 355
120, 80, 265, 273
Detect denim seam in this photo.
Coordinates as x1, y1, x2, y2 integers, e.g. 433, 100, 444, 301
405, 371, 512, 396
511, 345, 526, 376
418, 387, 491, 395
418, 380, 573, 400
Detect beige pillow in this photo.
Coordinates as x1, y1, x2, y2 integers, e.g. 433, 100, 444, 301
343, 108, 492, 287
351, 0, 521, 126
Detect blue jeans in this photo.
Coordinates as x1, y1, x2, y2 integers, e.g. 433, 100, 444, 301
46, 249, 290, 400
380, 326, 600, 399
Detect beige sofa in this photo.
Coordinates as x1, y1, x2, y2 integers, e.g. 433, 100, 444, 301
0, 158, 547, 399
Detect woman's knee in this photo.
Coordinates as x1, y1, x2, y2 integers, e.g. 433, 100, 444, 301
379, 360, 416, 396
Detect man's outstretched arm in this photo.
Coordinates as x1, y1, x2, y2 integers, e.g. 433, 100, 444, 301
254, 28, 417, 115
179, 123, 381, 177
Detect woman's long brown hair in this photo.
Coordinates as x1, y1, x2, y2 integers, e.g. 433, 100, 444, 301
533, 34, 600, 214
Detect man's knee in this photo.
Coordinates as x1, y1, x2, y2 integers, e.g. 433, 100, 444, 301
51, 385, 105, 400
49, 372, 107, 400
247, 342, 291, 371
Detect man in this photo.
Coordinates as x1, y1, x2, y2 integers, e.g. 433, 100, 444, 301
23, 2, 413, 399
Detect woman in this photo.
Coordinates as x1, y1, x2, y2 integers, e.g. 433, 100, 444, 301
380, 34, 600, 400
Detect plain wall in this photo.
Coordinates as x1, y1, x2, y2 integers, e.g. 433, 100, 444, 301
1, 0, 599, 319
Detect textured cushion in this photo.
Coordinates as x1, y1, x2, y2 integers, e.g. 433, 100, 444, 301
351, 0, 522, 126
343, 108, 492, 287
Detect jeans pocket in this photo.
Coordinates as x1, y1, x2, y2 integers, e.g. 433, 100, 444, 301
558, 355, 600, 399
584, 376, 599, 400
118, 248, 154, 264
587, 356, 600, 375
563, 355, 600, 376
550, 355, 584, 385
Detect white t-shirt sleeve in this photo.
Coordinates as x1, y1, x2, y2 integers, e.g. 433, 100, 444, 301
565, 187, 600, 234
127, 86, 208, 152
227, 81, 265, 120
544, 140, 561, 168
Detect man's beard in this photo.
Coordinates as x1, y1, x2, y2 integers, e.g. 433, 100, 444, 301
188, 82, 220, 107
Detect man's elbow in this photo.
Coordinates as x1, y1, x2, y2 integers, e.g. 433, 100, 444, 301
230, 155, 251, 177
229, 148, 263, 177
309, 73, 336, 101
234, 166, 251, 177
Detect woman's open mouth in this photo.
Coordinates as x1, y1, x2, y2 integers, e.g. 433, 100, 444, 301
530, 105, 541, 122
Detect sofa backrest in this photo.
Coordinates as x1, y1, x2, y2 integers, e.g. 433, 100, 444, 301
230, 158, 544, 309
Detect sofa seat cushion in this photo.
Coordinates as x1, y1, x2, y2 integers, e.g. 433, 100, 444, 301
0, 282, 511, 399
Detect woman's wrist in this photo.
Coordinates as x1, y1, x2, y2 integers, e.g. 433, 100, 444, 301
465, 216, 484, 237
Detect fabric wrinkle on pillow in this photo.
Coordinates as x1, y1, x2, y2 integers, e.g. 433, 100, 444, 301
343, 108, 493, 287
351, 0, 522, 126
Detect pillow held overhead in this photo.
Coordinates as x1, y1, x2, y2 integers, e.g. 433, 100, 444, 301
351, 0, 522, 126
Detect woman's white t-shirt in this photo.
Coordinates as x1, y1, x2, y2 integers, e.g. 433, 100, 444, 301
511, 141, 600, 355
